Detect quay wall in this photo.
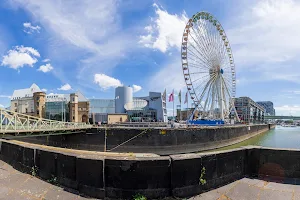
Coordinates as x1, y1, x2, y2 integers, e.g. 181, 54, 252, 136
0, 137, 297, 199
15, 124, 272, 155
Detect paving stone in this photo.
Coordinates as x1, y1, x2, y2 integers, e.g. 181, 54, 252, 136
43, 187, 83, 200
3, 192, 36, 200
188, 190, 221, 200
0, 173, 29, 189
259, 189, 293, 200
215, 180, 239, 194
254, 180, 268, 188
226, 182, 259, 200
0, 186, 12, 199
17, 177, 52, 199
240, 178, 262, 186
264, 182, 294, 192
0, 168, 11, 179
292, 185, 300, 200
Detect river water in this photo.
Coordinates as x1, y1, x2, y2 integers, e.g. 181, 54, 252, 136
214, 125, 300, 151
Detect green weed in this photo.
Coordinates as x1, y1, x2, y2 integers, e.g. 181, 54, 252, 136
133, 193, 147, 200
199, 167, 206, 185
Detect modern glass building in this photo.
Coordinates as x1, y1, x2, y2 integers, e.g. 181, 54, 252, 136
234, 97, 265, 124
45, 101, 69, 121
89, 99, 115, 123
256, 101, 275, 116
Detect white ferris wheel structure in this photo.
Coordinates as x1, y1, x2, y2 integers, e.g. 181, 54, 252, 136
181, 11, 239, 122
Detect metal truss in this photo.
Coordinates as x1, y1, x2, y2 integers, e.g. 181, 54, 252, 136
0, 108, 91, 133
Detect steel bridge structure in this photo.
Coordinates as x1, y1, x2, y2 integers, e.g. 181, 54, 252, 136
0, 108, 92, 134
264, 115, 300, 120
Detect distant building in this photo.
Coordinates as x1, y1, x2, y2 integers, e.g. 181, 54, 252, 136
10, 83, 89, 123
10, 83, 41, 115
256, 101, 275, 116
89, 86, 168, 123
234, 97, 265, 124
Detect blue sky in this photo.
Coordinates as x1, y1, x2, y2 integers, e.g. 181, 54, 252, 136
0, 0, 299, 116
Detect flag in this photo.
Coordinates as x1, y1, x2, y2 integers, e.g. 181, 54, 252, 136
162, 89, 166, 102
169, 90, 174, 102
184, 92, 188, 104
178, 90, 181, 104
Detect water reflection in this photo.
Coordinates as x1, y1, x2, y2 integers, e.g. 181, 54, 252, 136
212, 126, 300, 151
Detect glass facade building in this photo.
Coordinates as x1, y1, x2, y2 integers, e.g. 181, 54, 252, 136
45, 101, 69, 121
256, 101, 275, 116
127, 109, 157, 122
234, 97, 265, 124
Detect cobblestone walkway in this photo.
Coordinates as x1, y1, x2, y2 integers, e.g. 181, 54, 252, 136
190, 177, 299, 200
0, 160, 94, 200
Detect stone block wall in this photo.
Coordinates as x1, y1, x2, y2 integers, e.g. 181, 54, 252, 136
1, 128, 292, 199
15, 124, 270, 155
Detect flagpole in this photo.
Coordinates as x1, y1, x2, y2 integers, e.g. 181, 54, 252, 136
173, 90, 175, 120
187, 93, 189, 120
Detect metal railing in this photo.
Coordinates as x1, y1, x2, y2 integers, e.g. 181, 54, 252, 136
0, 108, 92, 133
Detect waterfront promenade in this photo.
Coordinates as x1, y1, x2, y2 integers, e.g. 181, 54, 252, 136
0, 159, 93, 200
0, 157, 298, 200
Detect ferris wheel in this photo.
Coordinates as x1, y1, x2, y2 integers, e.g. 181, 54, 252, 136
181, 12, 237, 121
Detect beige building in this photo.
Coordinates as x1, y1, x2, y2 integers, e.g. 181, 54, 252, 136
69, 93, 89, 123
10, 83, 41, 115
10, 84, 90, 123
33, 92, 46, 118
108, 114, 128, 124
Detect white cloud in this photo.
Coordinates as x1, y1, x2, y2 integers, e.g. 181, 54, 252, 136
1, 46, 40, 70
57, 83, 72, 91
94, 74, 122, 90
227, 0, 300, 83
23, 22, 41, 34
38, 63, 53, 73
12, 0, 120, 54
139, 3, 188, 52
132, 84, 142, 93
10, 0, 135, 88
275, 105, 300, 116
0, 104, 4, 108
42, 58, 50, 62
0, 95, 11, 99
41, 88, 47, 92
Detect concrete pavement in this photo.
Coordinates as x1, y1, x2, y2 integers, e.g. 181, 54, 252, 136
0, 160, 95, 200
190, 177, 299, 200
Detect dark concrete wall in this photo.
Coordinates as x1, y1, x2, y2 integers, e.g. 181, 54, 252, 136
1, 139, 300, 199
15, 124, 270, 155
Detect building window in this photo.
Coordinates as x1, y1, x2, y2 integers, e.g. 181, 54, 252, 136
73, 116, 75, 120
36, 97, 40, 101
14, 103, 17, 107
72, 97, 75, 102
15, 109, 17, 112
25, 108, 28, 113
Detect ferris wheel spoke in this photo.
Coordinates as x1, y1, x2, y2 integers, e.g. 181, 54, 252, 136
193, 75, 214, 95
188, 62, 210, 70
188, 34, 214, 68
203, 74, 218, 113
187, 47, 212, 69
188, 56, 212, 71
190, 24, 212, 62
